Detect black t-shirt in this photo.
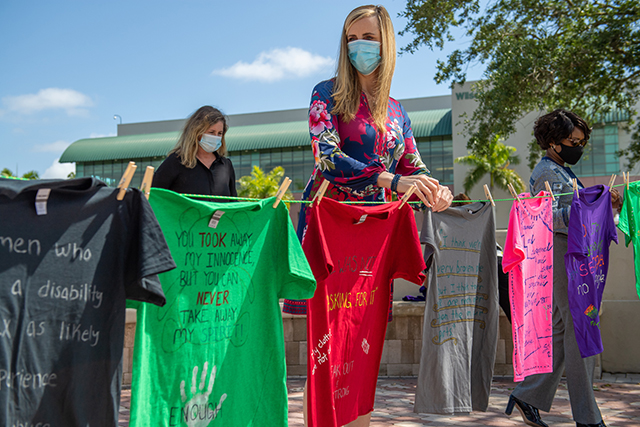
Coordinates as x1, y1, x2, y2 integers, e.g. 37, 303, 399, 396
0, 177, 176, 426
152, 152, 237, 199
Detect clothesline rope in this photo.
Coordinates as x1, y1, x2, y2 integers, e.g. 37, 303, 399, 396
182, 182, 634, 204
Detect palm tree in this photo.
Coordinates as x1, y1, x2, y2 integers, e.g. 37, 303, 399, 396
1, 168, 14, 178
455, 135, 525, 194
238, 166, 293, 201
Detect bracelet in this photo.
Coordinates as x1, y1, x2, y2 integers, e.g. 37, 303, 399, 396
390, 174, 401, 193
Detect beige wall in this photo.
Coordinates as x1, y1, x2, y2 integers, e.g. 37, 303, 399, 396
601, 228, 640, 372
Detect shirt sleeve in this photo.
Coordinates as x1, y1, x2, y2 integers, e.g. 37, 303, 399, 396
388, 206, 427, 285
502, 201, 525, 273
152, 153, 179, 191
566, 196, 588, 257
228, 158, 238, 197
271, 202, 317, 300
617, 187, 632, 247
122, 189, 177, 306
605, 191, 619, 246
300, 203, 334, 283
309, 81, 385, 194
420, 209, 436, 272
394, 103, 431, 178
531, 164, 571, 231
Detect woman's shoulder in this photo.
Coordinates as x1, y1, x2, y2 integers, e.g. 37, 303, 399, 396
386, 96, 410, 124
532, 157, 566, 180
312, 79, 335, 99
218, 155, 234, 166
157, 151, 183, 169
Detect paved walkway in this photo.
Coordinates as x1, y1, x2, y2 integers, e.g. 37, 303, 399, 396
119, 375, 640, 426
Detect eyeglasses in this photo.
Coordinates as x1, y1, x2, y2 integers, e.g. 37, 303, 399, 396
565, 137, 588, 147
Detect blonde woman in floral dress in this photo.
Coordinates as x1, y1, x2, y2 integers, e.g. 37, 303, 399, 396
283, 5, 452, 426
284, 5, 452, 316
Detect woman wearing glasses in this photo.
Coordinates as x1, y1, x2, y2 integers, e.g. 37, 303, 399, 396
506, 109, 618, 427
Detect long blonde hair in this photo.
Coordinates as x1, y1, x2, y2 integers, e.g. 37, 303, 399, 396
170, 106, 229, 168
332, 5, 396, 133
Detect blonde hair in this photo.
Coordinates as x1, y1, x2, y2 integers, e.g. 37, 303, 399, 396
170, 106, 229, 168
332, 5, 396, 133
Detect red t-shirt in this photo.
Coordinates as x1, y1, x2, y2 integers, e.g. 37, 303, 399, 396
303, 198, 426, 427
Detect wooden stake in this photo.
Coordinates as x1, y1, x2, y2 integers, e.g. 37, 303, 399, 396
483, 184, 495, 207
273, 177, 292, 208
544, 181, 555, 201
117, 162, 137, 201
139, 166, 154, 200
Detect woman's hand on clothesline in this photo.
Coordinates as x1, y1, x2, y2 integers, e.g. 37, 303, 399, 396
397, 175, 452, 212
378, 172, 453, 211
432, 184, 453, 212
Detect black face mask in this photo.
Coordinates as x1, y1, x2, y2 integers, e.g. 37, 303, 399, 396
556, 144, 584, 165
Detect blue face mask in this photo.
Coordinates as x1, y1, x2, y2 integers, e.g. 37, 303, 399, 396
199, 134, 222, 153
347, 40, 381, 76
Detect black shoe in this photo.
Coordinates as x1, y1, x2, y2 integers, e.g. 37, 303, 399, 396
576, 422, 607, 427
505, 394, 549, 427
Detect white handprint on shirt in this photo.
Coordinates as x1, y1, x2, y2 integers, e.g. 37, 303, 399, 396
179, 362, 227, 426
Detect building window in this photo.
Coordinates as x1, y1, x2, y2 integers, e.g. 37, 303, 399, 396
78, 158, 164, 188
230, 147, 315, 192
416, 136, 454, 185
572, 125, 619, 177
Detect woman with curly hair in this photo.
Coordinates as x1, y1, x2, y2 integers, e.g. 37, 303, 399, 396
505, 109, 619, 427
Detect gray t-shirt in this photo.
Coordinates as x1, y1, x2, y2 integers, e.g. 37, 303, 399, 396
0, 177, 176, 426
414, 202, 499, 414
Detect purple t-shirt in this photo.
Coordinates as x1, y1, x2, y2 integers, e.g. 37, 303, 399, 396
565, 185, 618, 358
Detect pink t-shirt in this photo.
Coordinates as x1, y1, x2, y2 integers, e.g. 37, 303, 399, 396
503, 191, 554, 381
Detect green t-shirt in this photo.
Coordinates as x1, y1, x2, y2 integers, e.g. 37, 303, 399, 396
617, 181, 640, 300
130, 189, 316, 427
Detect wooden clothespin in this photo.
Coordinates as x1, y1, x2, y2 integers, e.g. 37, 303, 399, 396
573, 178, 579, 197
117, 162, 137, 201
625, 172, 630, 190
483, 184, 495, 207
507, 183, 521, 203
544, 181, 555, 201
398, 184, 417, 209
312, 180, 330, 206
139, 166, 154, 200
273, 177, 292, 208
608, 174, 616, 192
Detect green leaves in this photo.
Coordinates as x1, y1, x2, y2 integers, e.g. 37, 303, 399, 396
237, 166, 293, 201
454, 135, 525, 194
1, 168, 39, 180
401, 0, 640, 167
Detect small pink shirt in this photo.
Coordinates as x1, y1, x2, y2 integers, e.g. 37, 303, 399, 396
503, 191, 554, 381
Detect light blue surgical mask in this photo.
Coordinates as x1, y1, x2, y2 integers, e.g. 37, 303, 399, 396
199, 134, 222, 153
347, 40, 381, 76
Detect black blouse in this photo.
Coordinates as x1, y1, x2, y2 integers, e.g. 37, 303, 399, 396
152, 152, 237, 200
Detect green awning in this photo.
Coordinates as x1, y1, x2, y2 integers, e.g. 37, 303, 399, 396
60, 131, 180, 163
409, 109, 451, 138
60, 109, 453, 163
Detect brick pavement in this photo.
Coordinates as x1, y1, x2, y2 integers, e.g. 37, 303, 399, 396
118, 376, 640, 426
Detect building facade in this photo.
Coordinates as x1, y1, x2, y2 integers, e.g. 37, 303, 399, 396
61, 80, 639, 229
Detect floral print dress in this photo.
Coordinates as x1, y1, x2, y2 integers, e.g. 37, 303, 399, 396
283, 79, 432, 315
